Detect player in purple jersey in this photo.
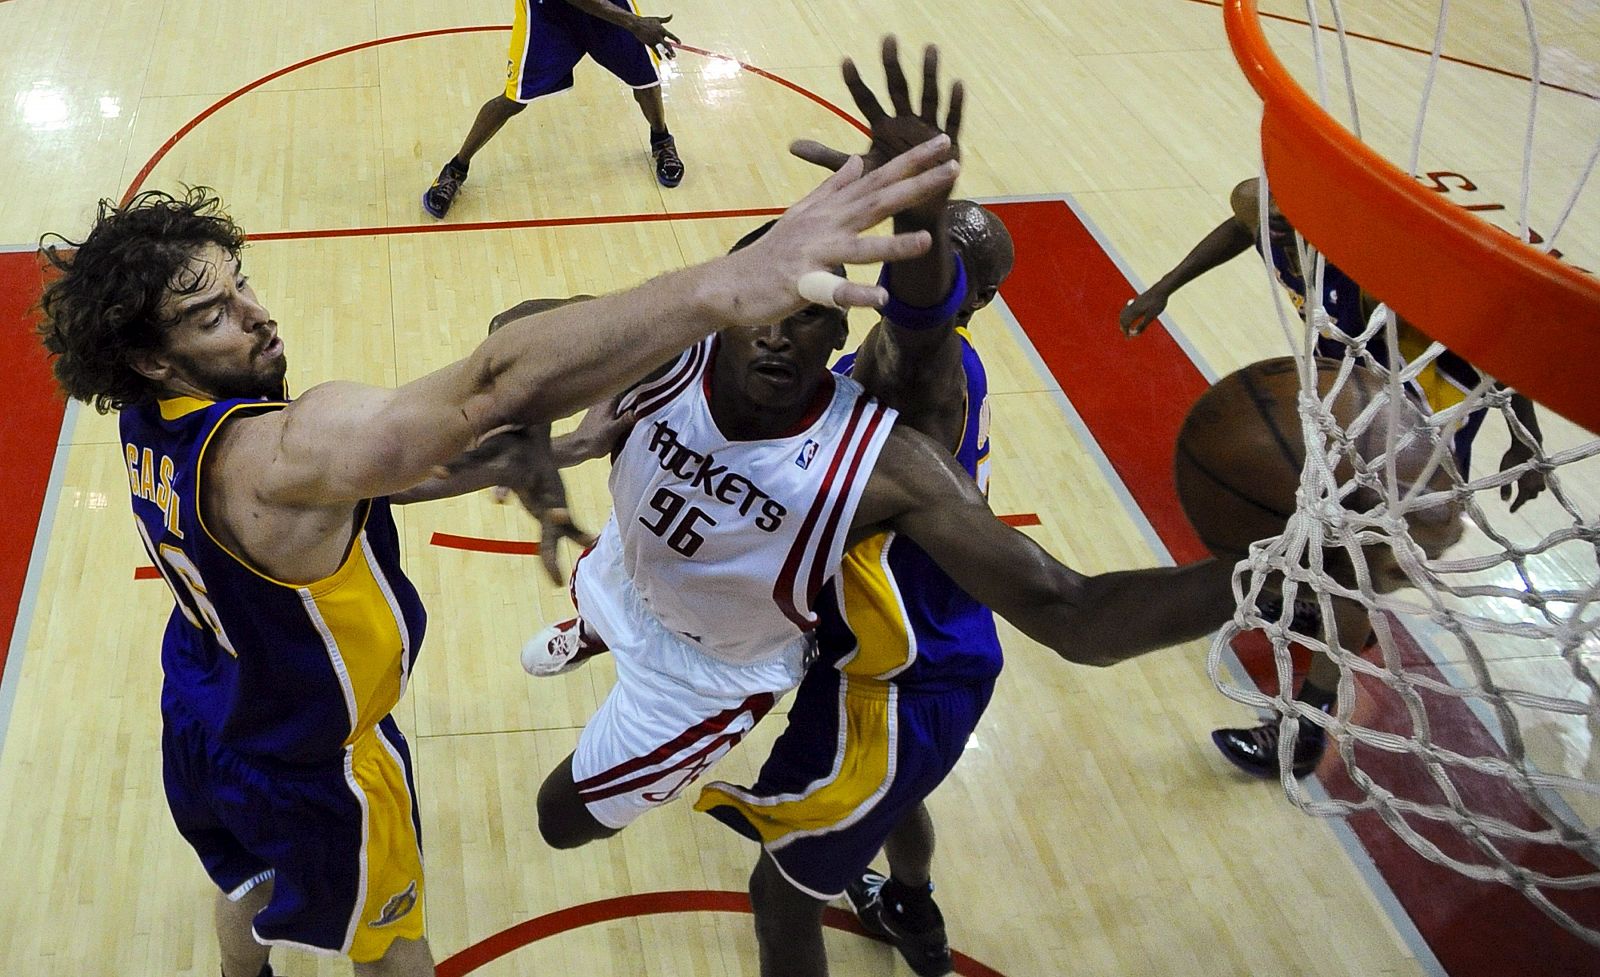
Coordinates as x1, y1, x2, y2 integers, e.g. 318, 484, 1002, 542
423, 0, 685, 219
1118, 178, 1547, 778
34, 145, 957, 977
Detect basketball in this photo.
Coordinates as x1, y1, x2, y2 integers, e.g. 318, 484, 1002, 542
1174, 356, 1382, 557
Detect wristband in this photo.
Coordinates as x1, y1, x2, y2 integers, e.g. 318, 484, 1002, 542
878, 251, 968, 331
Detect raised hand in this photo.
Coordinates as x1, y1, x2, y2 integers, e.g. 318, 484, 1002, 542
722, 132, 959, 313
440, 425, 596, 583
628, 13, 680, 59
791, 36, 964, 187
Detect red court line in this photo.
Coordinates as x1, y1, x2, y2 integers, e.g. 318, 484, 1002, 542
430, 532, 540, 556
247, 206, 787, 243
1183, 0, 1599, 102
0, 252, 66, 686
997, 197, 1600, 975
987, 201, 1212, 564
998, 513, 1041, 527
436, 889, 1007, 977
124, 32, 868, 210
134, 566, 161, 581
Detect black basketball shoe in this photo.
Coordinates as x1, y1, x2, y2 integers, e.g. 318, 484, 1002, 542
1212, 713, 1327, 779
844, 871, 953, 977
651, 133, 684, 188
422, 157, 468, 219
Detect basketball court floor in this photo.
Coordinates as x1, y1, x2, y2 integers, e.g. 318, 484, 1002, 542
1, 1, 1597, 974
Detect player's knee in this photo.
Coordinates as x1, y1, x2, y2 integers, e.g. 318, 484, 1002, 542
535, 772, 611, 849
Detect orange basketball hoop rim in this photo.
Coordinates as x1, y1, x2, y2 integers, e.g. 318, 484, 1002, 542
1224, 0, 1600, 433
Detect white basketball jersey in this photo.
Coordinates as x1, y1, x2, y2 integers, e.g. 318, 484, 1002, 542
597, 335, 897, 667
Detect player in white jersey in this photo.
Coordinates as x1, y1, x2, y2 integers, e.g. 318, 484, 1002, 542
510, 64, 1242, 902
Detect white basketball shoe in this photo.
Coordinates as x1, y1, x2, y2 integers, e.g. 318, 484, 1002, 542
520, 617, 607, 677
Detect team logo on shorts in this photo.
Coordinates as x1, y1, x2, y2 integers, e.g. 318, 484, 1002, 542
796, 439, 820, 470
369, 879, 419, 928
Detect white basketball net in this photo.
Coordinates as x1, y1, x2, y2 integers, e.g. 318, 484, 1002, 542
1209, 0, 1600, 947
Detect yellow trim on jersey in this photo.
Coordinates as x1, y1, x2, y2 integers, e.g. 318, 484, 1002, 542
346, 726, 425, 962
158, 395, 214, 420
838, 532, 916, 679
1397, 321, 1471, 413
695, 677, 894, 843
504, 0, 530, 100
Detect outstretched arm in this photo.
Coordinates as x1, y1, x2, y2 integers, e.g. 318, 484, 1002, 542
859, 426, 1235, 664
790, 37, 971, 441
244, 139, 959, 506
1119, 180, 1259, 337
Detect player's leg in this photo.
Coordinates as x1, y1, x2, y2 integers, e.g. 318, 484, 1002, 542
164, 711, 279, 977
845, 801, 952, 977
544, 625, 783, 846
579, 2, 683, 187
749, 852, 829, 977
538, 751, 624, 848
352, 936, 436, 977
631, 85, 682, 187
216, 879, 273, 977
1213, 595, 1370, 777
882, 801, 935, 888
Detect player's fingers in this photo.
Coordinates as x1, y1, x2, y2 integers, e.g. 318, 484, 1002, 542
848, 157, 959, 228
919, 44, 939, 122
786, 154, 867, 218
789, 139, 852, 172
835, 228, 934, 267
839, 132, 951, 207
945, 79, 964, 145
842, 58, 888, 124
659, 14, 673, 22
657, 42, 676, 59
830, 280, 891, 310
797, 271, 850, 309
881, 36, 914, 117
665, 29, 681, 43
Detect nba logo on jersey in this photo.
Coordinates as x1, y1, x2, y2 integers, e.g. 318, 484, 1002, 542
795, 439, 819, 470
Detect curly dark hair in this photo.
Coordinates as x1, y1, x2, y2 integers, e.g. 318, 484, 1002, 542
37, 187, 246, 414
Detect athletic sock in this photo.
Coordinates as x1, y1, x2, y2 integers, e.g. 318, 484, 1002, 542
447, 155, 469, 177
650, 128, 673, 147
881, 876, 941, 932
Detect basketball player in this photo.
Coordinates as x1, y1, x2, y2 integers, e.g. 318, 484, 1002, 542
690, 44, 1016, 977
1120, 179, 1547, 778
33, 144, 955, 977
506, 41, 1233, 977
423, 0, 685, 219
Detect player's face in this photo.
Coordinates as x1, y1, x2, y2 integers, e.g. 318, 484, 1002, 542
153, 242, 287, 401
955, 247, 1015, 329
719, 305, 847, 412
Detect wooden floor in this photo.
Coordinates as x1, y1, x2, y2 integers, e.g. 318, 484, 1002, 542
1, 1, 1597, 974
